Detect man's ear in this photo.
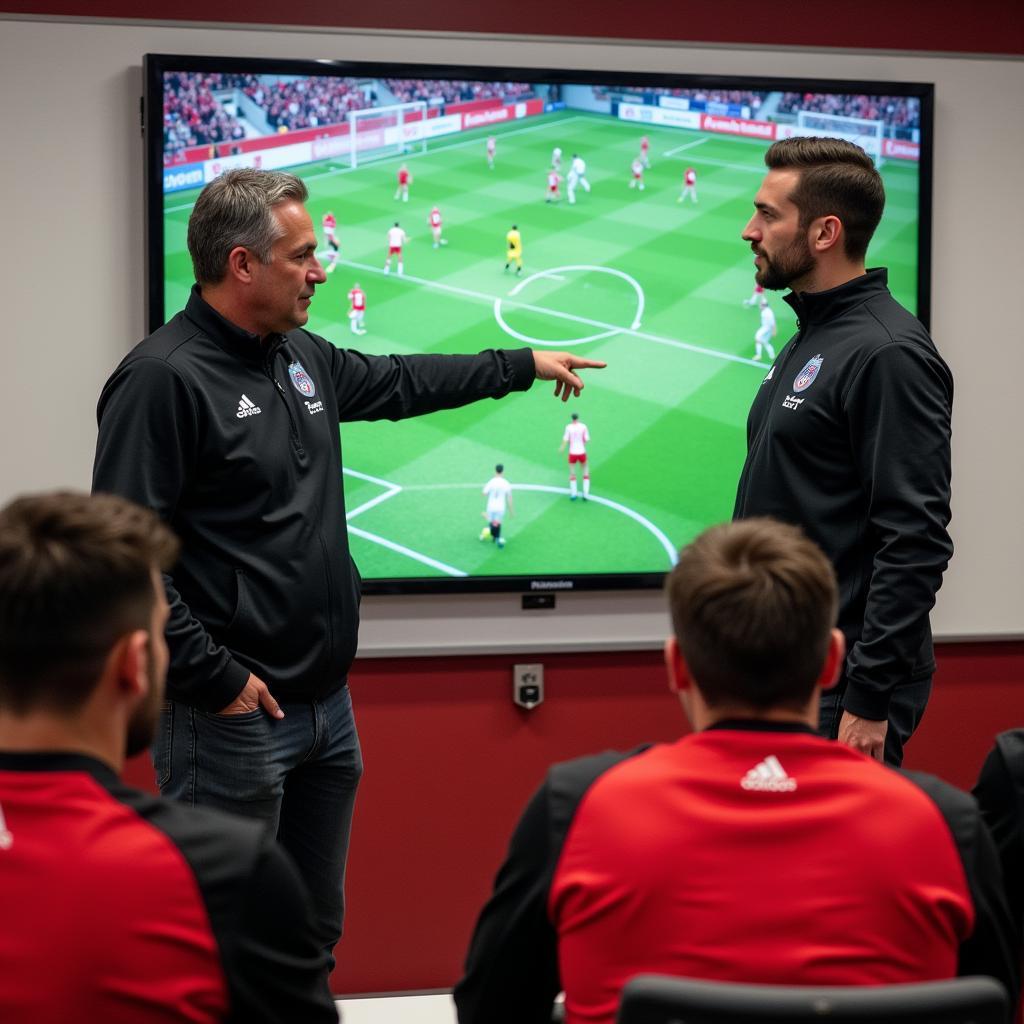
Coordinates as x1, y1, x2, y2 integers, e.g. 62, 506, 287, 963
664, 636, 693, 695
809, 215, 843, 255
109, 630, 149, 701
225, 245, 257, 284
818, 628, 846, 692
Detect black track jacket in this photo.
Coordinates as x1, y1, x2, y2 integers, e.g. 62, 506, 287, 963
94, 287, 535, 710
0, 752, 337, 1022
733, 270, 953, 720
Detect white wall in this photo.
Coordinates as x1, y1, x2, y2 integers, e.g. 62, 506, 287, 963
1, 17, 1021, 648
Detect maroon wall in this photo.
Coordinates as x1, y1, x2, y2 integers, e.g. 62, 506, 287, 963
4, 0, 1023, 55
123, 642, 1024, 993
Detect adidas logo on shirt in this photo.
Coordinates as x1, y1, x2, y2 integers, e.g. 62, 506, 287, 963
236, 394, 261, 419
740, 755, 797, 792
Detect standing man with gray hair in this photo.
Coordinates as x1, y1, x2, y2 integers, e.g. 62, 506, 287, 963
734, 137, 953, 766
93, 168, 604, 966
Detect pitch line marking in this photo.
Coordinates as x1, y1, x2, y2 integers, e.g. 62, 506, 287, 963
347, 525, 468, 577
334, 258, 763, 368
495, 265, 644, 346
664, 137, 711, 157
399, 482, 679, 567
343, 467, 402, 520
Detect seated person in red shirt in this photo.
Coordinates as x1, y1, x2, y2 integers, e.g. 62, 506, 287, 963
455, 518, 1019, 1024
0, 491, 337, 1024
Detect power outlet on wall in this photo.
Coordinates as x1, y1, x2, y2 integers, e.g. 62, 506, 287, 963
512, 663, 544, 710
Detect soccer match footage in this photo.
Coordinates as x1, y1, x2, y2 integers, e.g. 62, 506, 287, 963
158, 70, 924, 586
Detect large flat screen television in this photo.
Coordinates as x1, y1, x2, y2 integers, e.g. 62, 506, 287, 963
145, 54, 932, 595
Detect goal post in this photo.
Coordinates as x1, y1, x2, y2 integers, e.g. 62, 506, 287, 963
794, 110, 885, 167
347, 100, 429, 169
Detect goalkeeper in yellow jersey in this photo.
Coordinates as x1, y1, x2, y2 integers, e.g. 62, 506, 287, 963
504, 224, 523, 276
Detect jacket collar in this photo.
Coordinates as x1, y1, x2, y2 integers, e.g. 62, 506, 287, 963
183, 284, 285, 365
704, 719, 818, 735
0, 750, 120, 786
783, 267, 889, 325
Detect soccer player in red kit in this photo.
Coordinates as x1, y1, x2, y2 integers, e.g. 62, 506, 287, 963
347, 282, 367, 335
394, 164, 412, 202
546, 168, 562, 203
429, 206, 446, 248
640, 134, 650, 168
486, 136, 496, 169
679, 166, 698, 204
744, 282, 766, 307
322, 211, 339, 272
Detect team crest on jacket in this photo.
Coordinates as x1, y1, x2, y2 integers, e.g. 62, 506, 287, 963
792, 355, 823, 393
287, 361, 316, 398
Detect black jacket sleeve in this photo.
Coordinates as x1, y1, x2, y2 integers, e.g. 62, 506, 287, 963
453, 781, 562, 1024
92, 356, 250, 711
842, 341, 953, 719
324, 345, 536, 422
906, 770, 1020, 1015
223, 836, 338, 1023
455, 750, 640, 1024
973, 730, 1024, 945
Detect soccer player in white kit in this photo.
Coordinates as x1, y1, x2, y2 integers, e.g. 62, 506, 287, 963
384, 222, 408, 275
480, 464, 514, 547
347, 283, 366, 335
429, 206, 445, 248
678, 166, 698, 203
567, 153, 591, 205
551, 146, 562, 170
487, 136, 496, 169
559, 412, 591, 500
640, 134, 651, 168
754, 297, 777, 361
629, 156, 645, 191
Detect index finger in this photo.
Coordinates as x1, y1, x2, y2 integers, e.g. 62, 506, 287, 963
567, 358, 607, 369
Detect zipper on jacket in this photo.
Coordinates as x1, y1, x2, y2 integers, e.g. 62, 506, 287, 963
734, 319, 807, 514
263, 341, 305, 458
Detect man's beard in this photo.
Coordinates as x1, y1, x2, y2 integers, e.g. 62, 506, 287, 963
125, 640, 162, 759
755, 233, 815, 291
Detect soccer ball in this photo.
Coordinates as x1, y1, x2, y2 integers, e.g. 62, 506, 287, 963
479, 526, 490, 541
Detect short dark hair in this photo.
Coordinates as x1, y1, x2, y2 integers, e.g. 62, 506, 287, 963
666, 519, 837, 711
763, 137, 885, 262
0, 492, 179, 715
187, 169, 308, 285
495, 464, 504, 474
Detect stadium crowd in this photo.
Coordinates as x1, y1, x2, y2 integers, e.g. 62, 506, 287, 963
242, 75, 371, 131
382, 78, 534, 104
163, 72, 248, 158
777, 92, 921, 136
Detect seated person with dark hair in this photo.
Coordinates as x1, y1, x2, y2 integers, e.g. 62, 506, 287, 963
0, 491, 337, 1024
975, 730, 1024, 942
454, 518, 1019, 1024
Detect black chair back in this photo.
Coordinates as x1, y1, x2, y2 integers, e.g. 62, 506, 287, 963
616, 974, 1008, 1024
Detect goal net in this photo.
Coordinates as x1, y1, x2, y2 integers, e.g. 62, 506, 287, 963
794, 110, 885, 167
347, 101, 429, 168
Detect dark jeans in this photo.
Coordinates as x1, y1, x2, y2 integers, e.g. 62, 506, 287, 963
818, 678, 932, 767
152, 686, 363, 968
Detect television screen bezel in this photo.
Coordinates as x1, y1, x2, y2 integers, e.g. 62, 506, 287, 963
143, 53, 934, 596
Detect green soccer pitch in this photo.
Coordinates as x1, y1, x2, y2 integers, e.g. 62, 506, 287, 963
161, 110, 920, 583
